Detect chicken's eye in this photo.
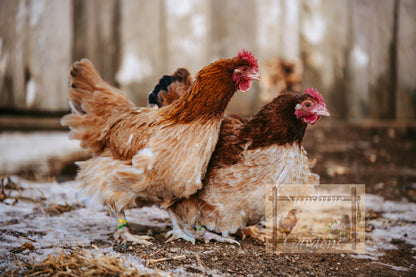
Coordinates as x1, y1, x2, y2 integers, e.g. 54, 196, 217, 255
304, 102, 311, 108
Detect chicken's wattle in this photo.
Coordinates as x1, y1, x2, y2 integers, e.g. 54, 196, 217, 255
238, 79, 252, 92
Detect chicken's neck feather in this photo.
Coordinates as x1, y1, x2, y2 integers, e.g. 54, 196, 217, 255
241, 93, 308, 149
161, 59, 242, 124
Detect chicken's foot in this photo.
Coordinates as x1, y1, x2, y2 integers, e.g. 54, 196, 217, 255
166, 227, 197, 244
197, 228, 240, 245
114, 227, 154, 245
113, 213, 153, 245
166, 209, 197, 244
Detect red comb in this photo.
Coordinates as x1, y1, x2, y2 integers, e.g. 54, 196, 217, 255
305, 88, 325, 106
238, 49, 258, 70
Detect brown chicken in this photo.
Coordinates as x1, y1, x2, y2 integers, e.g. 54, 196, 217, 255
61, 50, 260, 245
163, 88, 330, 244
278, 208, 301, 239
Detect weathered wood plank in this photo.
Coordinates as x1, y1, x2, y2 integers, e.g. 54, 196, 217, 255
0, 0, 29, 110
345, 0, 396, 119
164, 0, 210, 75
0, 0, 72, 112
211, 0, 258, 115
72, 0, 120, 85
300, 0, 349, 119
256, 0, 300, 61
397, 0, 416, 119
115, 0, 163, 106
256, 0, 302, 109
28, 0, 72, 112
0, 0, 413, 120
211, 0, 258, 58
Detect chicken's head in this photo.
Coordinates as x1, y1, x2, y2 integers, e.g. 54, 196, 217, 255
233, 49, 261, 92
289, 208, 302, 215
295, 88, 330, 125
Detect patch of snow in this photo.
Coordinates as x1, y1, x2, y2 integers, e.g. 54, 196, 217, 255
353, 194, 416, 262
349, 253, 379, 260
373, 261, 410, 272
0, 177, 169, 271
368, 223, 415, 251
366, 194, 416, 222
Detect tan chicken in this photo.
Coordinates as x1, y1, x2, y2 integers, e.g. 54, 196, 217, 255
61, 50, 260, 245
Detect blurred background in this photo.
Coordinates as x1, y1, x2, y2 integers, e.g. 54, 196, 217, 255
1, 0, 415, 118
0, 0, 415, 201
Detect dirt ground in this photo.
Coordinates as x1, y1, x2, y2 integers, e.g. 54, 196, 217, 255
1, 121, 416, 276
303, 121, 416, 203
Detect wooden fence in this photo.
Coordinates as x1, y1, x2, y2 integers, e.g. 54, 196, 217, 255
0, 0, 415, 120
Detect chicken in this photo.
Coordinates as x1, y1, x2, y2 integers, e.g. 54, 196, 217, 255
278, 209, 301, 239
165, 88, 330, 244
61, 50, 260, 245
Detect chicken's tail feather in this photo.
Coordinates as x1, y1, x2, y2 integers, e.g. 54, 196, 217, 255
147, 67, 192, 108
66, 59, 134, 115
148, 75, 172, 108
61, 59, 136, 154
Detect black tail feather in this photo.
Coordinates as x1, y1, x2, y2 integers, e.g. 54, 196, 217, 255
148, 75, 172, 107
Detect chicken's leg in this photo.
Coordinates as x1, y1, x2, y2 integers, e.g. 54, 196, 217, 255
166, 209, 198, 244
113, 211, 153, 245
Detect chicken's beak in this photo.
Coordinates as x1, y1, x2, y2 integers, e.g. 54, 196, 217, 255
317, 106, 331, 117
250, 72, 261, 80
